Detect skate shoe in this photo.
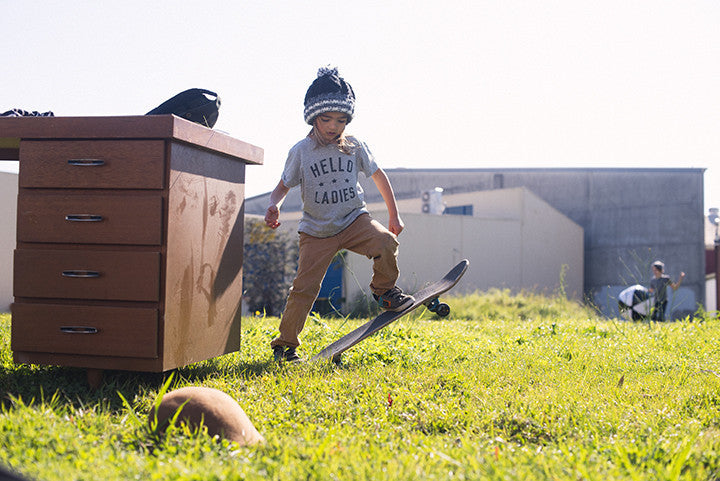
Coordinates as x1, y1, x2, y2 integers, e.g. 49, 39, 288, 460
373, 286, 415, 312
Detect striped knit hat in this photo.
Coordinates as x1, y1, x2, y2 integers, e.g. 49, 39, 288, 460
303, 66, 355, 125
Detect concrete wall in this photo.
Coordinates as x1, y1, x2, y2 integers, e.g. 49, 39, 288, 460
521, 190, 584, 299
0, 171, 17, 313
342, 188, 583, 306
360, 213, 524, 297
373, 187, 584, 295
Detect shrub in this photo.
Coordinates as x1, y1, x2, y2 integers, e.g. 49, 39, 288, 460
242, 218, 297, 316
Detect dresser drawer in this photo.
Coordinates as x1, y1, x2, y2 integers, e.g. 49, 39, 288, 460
17, 192, 163, 245
19, 140, 166, 189
14, 249, 161, 301
11, 303, 158, 358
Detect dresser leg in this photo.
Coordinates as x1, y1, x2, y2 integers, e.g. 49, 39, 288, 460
86, 368, 104, 389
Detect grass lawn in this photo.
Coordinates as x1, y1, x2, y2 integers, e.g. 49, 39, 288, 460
1, 290, 720, 480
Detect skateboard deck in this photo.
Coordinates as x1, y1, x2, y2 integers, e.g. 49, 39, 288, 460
311, 259, 469, 363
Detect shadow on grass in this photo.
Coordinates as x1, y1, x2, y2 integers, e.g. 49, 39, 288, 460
0, 364, 168, 411
0, 355, 277, 413
175, 358, 276, 381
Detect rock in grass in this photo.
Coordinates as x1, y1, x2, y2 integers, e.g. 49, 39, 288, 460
152, 386, 265, 446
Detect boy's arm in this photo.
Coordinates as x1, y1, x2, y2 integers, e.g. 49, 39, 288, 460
265, 180, 290, 229
371, 168, 404, 236
671, 272, 686, 290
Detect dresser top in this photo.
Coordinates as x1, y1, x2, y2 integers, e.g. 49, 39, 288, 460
0, 115, 263, 165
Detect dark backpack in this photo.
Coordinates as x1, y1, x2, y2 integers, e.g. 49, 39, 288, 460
146, 88, 220, 128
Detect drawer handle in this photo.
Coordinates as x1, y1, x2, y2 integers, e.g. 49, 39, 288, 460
60, 326, 98, 334
68, 159, 105, 166
65, 214, 104, 222
61, 270, 101, 278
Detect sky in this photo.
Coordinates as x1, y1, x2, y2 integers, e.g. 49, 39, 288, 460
3, 0, 719, 214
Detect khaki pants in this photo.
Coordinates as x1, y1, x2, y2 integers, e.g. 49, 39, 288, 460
271, 213, 399, 348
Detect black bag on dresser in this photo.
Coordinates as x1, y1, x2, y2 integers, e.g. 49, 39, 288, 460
146, 88, 220, 128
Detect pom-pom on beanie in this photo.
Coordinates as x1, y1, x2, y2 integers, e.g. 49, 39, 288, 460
303, 66, 355, 125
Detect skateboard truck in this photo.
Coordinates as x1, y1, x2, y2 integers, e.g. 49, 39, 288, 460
424, 297, 451, 317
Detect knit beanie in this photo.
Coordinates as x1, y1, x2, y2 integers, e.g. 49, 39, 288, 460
303, 66, 355, 125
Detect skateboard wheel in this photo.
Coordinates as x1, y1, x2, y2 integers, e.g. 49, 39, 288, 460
331, 354, 342, 365
426, 298, 440, 312
435, 303, 450, 317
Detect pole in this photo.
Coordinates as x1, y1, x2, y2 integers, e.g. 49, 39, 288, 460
716, 240, 720, 314
707, 209, 720, 314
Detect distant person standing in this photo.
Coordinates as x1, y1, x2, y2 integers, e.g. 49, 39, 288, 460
648, 261, 685, 321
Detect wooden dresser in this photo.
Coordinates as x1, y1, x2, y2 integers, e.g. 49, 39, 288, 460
0, 115, 263, 380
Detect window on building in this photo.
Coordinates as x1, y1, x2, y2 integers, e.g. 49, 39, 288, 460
444, 205, 473, 216
493, 173, 504, 189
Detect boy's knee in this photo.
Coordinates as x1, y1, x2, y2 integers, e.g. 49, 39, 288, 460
368, 231, 398, 260
382, 229, 399, 248
376, 230, 398, 251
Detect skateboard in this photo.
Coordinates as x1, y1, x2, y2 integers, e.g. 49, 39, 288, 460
311, 259, 469, 364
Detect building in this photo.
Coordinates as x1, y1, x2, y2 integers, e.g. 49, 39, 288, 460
0, 171, 17, 312
246, 167, 704, 318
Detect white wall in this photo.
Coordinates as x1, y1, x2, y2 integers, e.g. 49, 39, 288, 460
706, 275, 716, 312
0, 171, 18, 313
344, 188, 584, 307
521, 190, 584, 299
350, 212, 523, 296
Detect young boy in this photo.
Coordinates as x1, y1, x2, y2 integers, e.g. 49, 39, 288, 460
264, 67, 414, 362
648, 260, 685, 321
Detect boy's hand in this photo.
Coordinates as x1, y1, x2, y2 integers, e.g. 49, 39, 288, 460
388, 215, 404, 236
265, 205, 281, 229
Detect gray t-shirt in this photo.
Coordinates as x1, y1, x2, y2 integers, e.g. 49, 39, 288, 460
650, 275, 671, 303
281, 136, 379, 237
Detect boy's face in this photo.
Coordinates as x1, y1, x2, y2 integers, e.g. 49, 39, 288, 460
313, 111, 348, 143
